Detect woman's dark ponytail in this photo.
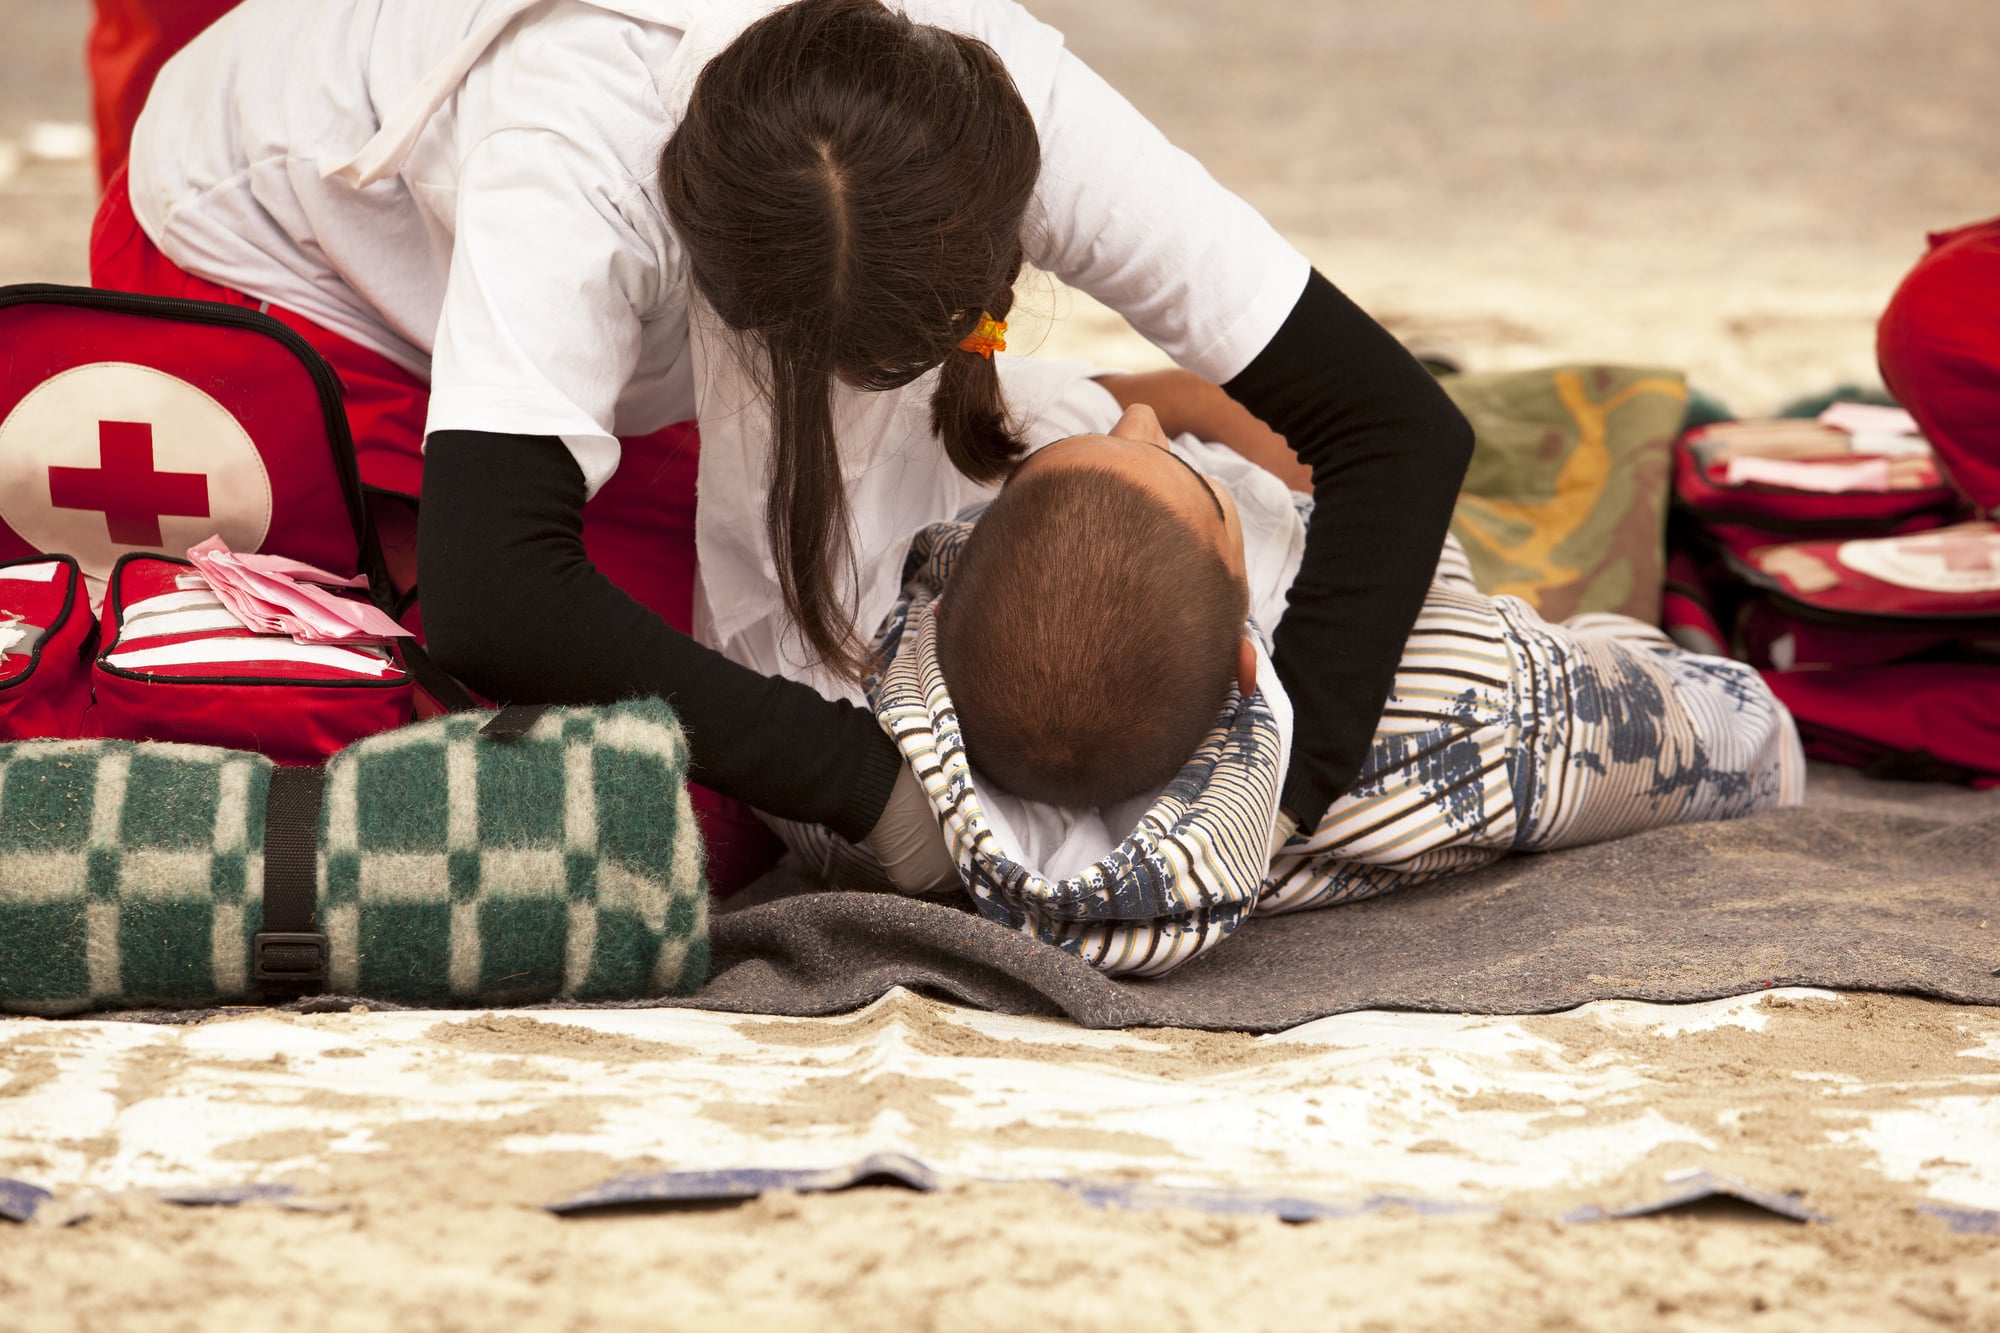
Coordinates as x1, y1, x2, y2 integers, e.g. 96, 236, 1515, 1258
931, 263, 1026, 485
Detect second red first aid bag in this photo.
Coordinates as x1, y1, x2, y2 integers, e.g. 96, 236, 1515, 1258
93, 554, 412, 763
0, 554, 96, 739
0, 283, 419, 758
1668, 415, 1992, 665
1667, 413, 2000, 784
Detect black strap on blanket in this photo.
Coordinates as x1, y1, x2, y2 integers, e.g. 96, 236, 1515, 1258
478, 702, 549, 740
254, 765, 329, 999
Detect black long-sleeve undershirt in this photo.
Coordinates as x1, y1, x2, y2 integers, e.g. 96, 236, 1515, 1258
1226, 269, 1476, 829
417, 430, 903, 844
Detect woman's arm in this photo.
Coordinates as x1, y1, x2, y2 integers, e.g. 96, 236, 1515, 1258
418, 430, 905, 844
1093, 368, 1312, 492
1010, 35, 1472, 830
1095, 288, 1472, 832
1227, 271, 1474, 828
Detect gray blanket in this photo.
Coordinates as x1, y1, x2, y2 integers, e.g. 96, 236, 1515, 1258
681, 766, 2000, 1032
109, 766, 1997, 1032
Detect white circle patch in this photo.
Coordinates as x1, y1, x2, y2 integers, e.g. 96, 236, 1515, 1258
0, 361, 273, 579
1837, 527, 2000, 595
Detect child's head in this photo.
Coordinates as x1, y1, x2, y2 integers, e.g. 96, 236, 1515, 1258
937, 404, 1257, 807
658, 0, 1040, 684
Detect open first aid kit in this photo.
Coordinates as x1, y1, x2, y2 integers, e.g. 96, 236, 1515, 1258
1668, 405, 2000, 785
0, 284, 446, 760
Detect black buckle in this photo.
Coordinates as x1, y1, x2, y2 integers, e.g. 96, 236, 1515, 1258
253, 931, 329, 988
478, 702, 550, 740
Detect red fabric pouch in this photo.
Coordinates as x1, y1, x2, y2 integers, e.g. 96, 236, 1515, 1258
94, 554, 413, 764
1764, 662, 2000, 787
1674, 420, 1965, 560
1721, 522, 2000, 672
0, 554, 97, 740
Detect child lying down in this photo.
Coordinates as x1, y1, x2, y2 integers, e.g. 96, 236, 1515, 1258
764, 358, 1806, 975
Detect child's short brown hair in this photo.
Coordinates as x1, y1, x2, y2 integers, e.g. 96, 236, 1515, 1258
936, 463, 1248, 807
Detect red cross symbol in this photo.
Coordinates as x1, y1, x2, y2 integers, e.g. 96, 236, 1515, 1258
1893, 531, 2000, 573
46, 421, 211, 547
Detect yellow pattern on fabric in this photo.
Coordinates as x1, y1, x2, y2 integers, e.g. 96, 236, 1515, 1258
1445, 365, 1688, 623
1453, 371, 1686, 603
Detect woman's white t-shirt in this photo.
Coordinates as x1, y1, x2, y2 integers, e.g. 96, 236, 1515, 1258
131, 0, 695, 493
129, 0, 1310, 699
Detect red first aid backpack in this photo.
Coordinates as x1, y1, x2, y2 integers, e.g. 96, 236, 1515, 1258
1668, 415, 2000, 785
0, 283, 445, 759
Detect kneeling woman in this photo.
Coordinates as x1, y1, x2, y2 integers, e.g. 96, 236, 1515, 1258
98, 0, 1471, 892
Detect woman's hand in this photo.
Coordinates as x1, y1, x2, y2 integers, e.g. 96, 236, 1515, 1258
863, 761, 959, 895
1094, 368, 1313, 492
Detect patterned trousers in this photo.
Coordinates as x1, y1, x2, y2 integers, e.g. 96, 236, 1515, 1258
1262, 543, 1806, 914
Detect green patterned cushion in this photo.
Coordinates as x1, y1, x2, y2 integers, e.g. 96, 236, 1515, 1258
1446, 365, 1689, 624
0, 701, 708, 1016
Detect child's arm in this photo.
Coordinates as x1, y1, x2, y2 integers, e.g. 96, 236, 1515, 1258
1094, 368, 1313, 492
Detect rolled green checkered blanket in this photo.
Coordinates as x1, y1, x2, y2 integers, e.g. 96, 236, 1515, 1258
0, 701, 708, 1015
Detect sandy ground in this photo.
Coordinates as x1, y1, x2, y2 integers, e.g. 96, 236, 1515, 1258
9, 1173, 2000, 1332
5, 989, 2000, 1332
5, 0, 1999, 407
2, 0, 1999, 1328
1016, 0, 2000, 413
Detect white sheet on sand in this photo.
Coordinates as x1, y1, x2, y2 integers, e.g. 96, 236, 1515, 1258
1, 988, 1996, 1222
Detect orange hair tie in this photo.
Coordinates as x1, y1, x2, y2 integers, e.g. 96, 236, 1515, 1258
957, 312, 1007, 358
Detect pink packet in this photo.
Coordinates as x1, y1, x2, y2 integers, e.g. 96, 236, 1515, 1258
220, 560, 398, 642
185, 545, 283, 635
187, 536, 408, 643
225, 550, 369, 589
